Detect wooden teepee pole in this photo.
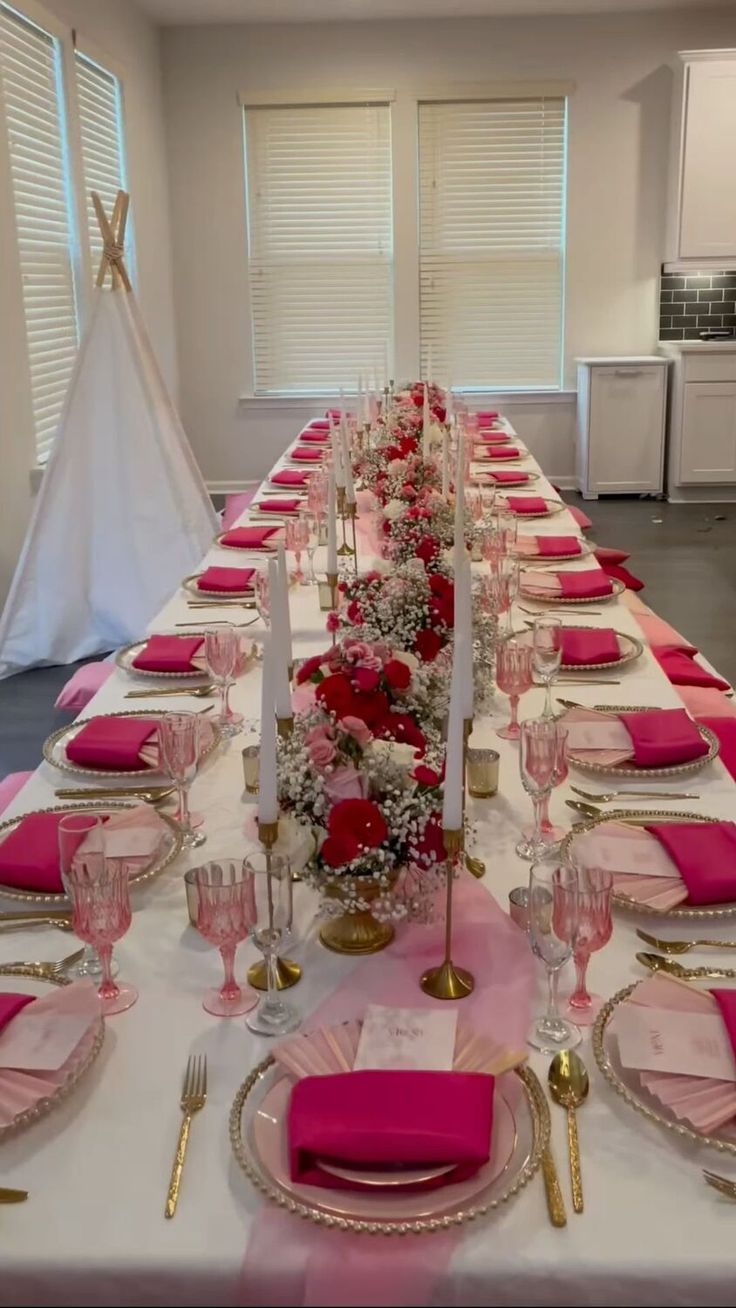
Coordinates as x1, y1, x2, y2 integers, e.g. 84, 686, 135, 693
92, 189, 132, 292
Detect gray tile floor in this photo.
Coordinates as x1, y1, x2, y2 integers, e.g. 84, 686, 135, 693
0, 495, 734, 779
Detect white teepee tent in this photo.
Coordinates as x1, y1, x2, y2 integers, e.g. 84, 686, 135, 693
0, 191, 218, 679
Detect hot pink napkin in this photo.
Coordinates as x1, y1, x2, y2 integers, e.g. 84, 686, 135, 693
197, 566, 255, 593
255, 499, 300, 515
699, 717, 736, 780
619, 708, 709, 767
297, 430, 329, 444
712, 990, 736, 1054
488, 469, 529, 483
271, 470, 311, 485
66, 717, 157, 771
475, 410, 498, 422
479, 446, 519, 460
536, 535, 582, 557
291, 447, 323, 462
505, 496, 547, 514
288, 1069, 494, 1193
308, 419, 330, 430
654, 646, 731, 692
645, 823, 736, 905
132, 635, 203, 673
221, 526, 279, 550
477, 432, 507, 444
0, 811, 88, 892
0, 993, 35, 1033
560, 628, 620, 666
558, 568, 614, 599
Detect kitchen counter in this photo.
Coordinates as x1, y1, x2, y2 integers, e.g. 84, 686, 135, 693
659, 339, 736, 353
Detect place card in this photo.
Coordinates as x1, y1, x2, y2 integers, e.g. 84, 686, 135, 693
616, 1003, 736, 1082
353, 1005, 458, 1072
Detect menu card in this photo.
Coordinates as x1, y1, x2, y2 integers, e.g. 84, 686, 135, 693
353, 1005, 458, 1071
616, 1003, 736, 1082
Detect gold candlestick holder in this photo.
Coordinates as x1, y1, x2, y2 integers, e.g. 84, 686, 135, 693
462, 717, 486, 880
276, 715, 294, 738
347, 500, 358, 573
326, 569, 339, 645
336, 486, 355, 557
420, 828, 474, 1000
247, 817, 302, 992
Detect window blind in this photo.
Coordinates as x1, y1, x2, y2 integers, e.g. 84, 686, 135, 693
75, 50, 127, 277
419, 97, 566, 390
0, 3, 79, 463
244, 102, 393, 395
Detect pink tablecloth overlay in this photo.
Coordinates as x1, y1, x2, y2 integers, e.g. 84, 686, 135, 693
237, 874, 534, 1307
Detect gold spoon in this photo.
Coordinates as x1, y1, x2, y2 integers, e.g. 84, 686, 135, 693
55, 785, 176, 804
636, 929, 736, 955
636, 951, 736, 981
548, 1050, 589, 1214
565, 799, 602, 821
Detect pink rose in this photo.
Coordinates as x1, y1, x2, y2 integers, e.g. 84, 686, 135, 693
323, 764, 368, 805
305, 723, 337, 769
343, 639, 372, 663
340, 715, 372, 748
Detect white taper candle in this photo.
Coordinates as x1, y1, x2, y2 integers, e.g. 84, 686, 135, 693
258, 634, 279, 825
327, 469, 338, 575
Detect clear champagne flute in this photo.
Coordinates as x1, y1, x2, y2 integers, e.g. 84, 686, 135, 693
245, 852, 300, 1037
532, 616, 562, 717
299, 508, 319, 584
158, 712, 205, 849
205, 625, 243, 738
527, 861, 581, 1053
254, 567, 271, 628
517, 717, 565, 860
539, 725, 569, 846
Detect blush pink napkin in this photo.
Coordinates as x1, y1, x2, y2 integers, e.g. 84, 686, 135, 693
131, 635, 203, 673
298, 430, 329, 444
536, 535, 582, 557
197, 566, 255, 593
619, 708, 709, 767
288, 1070, 494, 1193
645, 822, 736, 905
0, 771, 33, 817
0, 811, 88, 892
291, 448, 323, 462
506, 496, 547, 514
566, 503, 593, 530
654, 646, 731, 692
560, 629, 620, 666
479, 446, 519, 460
487, 469, 529, 483
558, 568, 614, 599
255, 499, 300, 515
221, 526, 279, 550
0, 993, 35, 1032
271, 470, 311, 485
237, 874, 533, 1308
66, 717, 157, 771
54, 661, 113, 711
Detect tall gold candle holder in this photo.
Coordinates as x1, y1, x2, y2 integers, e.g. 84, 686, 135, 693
336, 486, 354, 557
247, 817, 302, 992
420, 828, 474, 1000
276, 716, 294, 739
347, 500, 359, 574
462, 717, 487, 880
326, 570, 339, 645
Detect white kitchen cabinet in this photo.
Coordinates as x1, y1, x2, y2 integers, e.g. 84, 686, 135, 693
575, 358, 668, 499
680, 382, 736, 482
667, 51, 736, 266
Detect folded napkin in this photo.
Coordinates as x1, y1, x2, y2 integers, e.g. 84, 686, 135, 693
307, 419, 330, 430
290, 447, 323, 462
66, 717, 158, 771
594, 546, 631, 565
0, 981, 101, 1127
197, 566, 255, 593
0, 811, 91, 893
560, 628, 621, 666
522, 567, 613, 599
564, 706, 709, 770
477, 446, 520, 461
600, 561, 645, 592
297, 430, 329, 444
0, 994, 35, 1034
654, 646, 731, 692
477, 432, 508, 444
505, 496, 548, 515
514, 535, 582, 558
271, 470, 311, 486
699, 717, 736, 781
645, 822, 736, 906
573, 821, 690, 911
487, 469, 529, 484
254, 498, 301, 515
475, 410, 498, 422
132, 635, 204, 673
288, 1069, 494, 1192
220, 525, 279, 550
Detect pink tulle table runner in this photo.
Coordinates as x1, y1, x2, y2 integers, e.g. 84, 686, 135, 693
237, 875, 533, 1307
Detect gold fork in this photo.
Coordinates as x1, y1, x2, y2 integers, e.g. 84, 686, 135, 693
165, 1054, 207, 1218
5, 948, 85, 979
636, 929, 736, 955
704, 1170, 736, 1201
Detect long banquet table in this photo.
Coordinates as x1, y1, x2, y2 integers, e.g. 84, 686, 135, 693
2, 422, 736, 1307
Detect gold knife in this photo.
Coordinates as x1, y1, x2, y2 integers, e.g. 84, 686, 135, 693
540, 1145, 567, 1227
636, 951, 736, 980
0, 1187, 28, 1203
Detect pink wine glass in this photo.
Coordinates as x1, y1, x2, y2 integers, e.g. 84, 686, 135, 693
285, 517, 308, 584
158, 712, 205, 849
63, 853, 137, 1015
563, 865, 613, 1024
495, 637, 533, 739
186, 861, 258, 1017
58, 813, 107, 981
517, 718, 566, 860
205, 625, 243, 738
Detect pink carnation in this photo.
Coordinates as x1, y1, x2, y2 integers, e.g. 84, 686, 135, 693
340, 715, 372, 748
305, 723, 337, 769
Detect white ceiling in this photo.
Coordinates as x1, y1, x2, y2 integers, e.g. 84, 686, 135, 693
136, 0, 735, 25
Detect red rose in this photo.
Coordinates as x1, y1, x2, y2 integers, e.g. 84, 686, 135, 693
353, 665, 380, 693
412, 764, 441, 788
411, 390, 423, 408
385, 445, 403, 462
296, 653, 332, 684
414, 628, 443, 662
347, 600, 363, 624
329, 798, 388, 850
416, 535, 440, 566
430, 595, 454, 629
350, 688, 389, 729
378, 712, 426, 757
429, 574, 452, 597
384, 658, 411, 691
382, 518, 392, 536
401, 483, 417, 501
432, 405, 447, 424
410, 810, 446, 867
321, 832, 360, 867
399, 435, 417, 457
316, 673, 356, 719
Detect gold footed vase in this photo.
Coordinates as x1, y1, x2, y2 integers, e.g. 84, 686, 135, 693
319, 880, 395, 955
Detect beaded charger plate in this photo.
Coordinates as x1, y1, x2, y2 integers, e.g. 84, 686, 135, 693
471, 470, 540, 487
216, 531, 280, 553
42, 710, 220, 780
0, 801, 183, 904
519, 575, 626, 605
115, 638, 210, 681
229, 1060, 548, 1235
557, 628, 644, 671
512, 539, 593, 563
562, 809, 732, 920
593, 981, 736, 1156
497, 498, 566, 520
0, 965, 104, 1143
563, 704, 719, 780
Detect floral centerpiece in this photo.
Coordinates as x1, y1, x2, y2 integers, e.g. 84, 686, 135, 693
340, 558, 455, 664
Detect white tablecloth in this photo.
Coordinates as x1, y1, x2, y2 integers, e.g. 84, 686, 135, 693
2, 426, 736, 1306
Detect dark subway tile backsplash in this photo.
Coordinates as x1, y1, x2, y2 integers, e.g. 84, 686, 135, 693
659, 267, 736, 340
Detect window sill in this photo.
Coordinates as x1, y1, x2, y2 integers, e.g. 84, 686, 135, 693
238, 389, 576, 410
